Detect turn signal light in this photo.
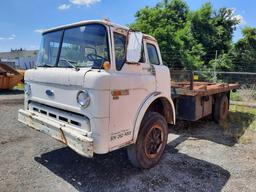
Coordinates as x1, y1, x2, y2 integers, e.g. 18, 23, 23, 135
103, 61, 110, 70
111, 90, 129, 97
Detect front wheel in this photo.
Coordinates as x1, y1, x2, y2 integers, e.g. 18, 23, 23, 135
127, 112, 168, 169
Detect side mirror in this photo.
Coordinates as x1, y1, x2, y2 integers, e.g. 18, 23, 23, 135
126, 32, 143, 64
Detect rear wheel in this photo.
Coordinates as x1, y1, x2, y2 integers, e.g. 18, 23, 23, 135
213, 94, 229, 123
127, 112, 168, 169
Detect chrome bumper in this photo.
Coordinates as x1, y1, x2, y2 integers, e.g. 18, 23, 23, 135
18, 109, 93, 158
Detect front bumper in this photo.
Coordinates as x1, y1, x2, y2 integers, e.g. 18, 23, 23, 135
18, 109, 93, 158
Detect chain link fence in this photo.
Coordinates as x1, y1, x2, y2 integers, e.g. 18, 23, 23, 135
194, 71, 256, 85
170, 69, 256, 102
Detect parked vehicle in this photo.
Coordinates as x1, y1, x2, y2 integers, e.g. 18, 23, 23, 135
18, 20, 239, 168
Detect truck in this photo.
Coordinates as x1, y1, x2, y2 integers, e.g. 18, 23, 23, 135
18, 20, 239, 169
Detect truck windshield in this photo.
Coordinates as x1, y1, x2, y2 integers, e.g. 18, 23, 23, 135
37, 24, 109, 69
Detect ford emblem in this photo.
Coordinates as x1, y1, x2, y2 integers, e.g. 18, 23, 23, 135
46, 90, 54, 97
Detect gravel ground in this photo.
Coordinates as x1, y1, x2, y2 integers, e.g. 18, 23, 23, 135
0, 97, 256, 192
0, 90, 24, 104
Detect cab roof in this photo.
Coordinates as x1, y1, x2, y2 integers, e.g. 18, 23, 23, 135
43, 19, 157, 42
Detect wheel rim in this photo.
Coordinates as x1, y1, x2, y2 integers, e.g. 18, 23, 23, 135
144, 125, 164, 159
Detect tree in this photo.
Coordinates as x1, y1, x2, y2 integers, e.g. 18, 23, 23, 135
130, 0, 194, 69
190, 4, 240, 69
230, 27, 256, 72
130, 0, 240, 71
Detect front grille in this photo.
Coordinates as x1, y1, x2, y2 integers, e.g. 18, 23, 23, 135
28, 101, 90, 130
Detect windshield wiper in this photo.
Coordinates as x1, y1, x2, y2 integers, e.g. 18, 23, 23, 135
59, 58, 80, 71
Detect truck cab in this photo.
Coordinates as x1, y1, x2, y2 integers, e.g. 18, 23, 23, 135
18, 20, 175, 169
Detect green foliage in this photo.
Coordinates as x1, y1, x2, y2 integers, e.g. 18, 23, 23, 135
209, 53, 233, 70
129, 0, 193, 69
230, 27, 256, 72
129, 0, 241, 71
230, 91, 242, 101
230, 105, 256, 131
191, 4, 239, 67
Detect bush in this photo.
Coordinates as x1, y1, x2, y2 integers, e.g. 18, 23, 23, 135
238, 85, 256, 102
230, 91, 242, 101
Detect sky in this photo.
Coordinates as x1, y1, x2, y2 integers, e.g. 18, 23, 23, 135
0, 0, 255, 52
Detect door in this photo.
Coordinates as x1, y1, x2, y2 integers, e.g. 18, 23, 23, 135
145, 40, 171, 97
109, 31, 156, 149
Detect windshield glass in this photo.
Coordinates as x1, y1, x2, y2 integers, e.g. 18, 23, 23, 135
37, 24, 109, 69
37, 30, 62, 67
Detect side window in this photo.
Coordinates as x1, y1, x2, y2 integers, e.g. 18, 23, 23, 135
114, 33, 126, 71
146, 43, 160, 65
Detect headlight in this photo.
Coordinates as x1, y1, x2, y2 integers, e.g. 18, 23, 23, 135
24, 83, 31, 95
77, 90, 90, 108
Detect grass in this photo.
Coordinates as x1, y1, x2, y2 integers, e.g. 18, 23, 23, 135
230, 87, 256, 102
229, 105, 256, 131
230, 91, 242, 101
223, 105, 256, 144
230, 105, 256, 116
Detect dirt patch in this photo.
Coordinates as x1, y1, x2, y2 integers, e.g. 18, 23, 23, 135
0, 136, 30, 145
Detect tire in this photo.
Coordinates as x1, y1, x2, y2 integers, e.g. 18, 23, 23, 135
213, 94, 229, 124
127, 112, 168, 169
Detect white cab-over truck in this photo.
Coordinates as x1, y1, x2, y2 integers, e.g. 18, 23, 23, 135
18, 20, 239, 168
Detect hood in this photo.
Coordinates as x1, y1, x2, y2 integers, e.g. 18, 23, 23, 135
25, 68, 91, 87
24, 67, 111, 115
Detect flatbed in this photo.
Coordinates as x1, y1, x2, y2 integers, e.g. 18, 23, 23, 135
172, 81, 239, 96
170, 71, 240, 122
